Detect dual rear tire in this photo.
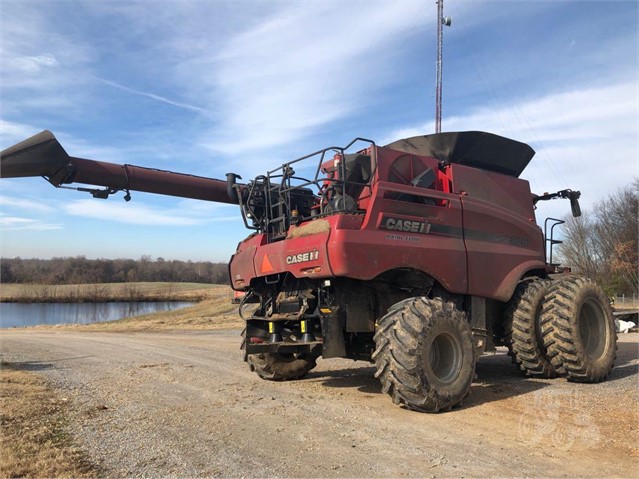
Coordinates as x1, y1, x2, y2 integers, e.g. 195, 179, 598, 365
540, 276, 617, 382
502, 275, 616, 382
501, 278, 557, 378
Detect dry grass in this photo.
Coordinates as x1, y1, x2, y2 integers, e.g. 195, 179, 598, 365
0, 282, 219, 303
0, 363, 96, 478
287, 218, 330, 238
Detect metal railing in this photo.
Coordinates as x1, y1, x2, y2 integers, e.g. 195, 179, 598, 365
613, 294, 639, 309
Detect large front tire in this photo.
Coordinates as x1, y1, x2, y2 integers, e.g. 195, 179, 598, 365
541, 276, 617, 383
372, 297, 475, 412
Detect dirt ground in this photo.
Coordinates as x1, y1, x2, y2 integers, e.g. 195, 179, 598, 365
1, 329, 637, 478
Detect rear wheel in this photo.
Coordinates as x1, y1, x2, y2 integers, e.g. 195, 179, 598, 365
372, 296, 475, 412
502, 278, 557, 378
541, 275, 617, 382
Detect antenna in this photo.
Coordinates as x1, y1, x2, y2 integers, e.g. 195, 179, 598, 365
435, 0, 452, 133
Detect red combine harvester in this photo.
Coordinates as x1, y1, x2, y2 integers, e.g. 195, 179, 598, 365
1, 130, 616, 412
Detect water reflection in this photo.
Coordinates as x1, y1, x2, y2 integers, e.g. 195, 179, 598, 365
0, 302, 195, 328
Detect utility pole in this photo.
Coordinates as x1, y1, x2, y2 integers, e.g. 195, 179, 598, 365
435, 0, 452, 133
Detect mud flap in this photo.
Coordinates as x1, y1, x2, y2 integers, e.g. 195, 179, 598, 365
471, 296, 488, 356
320, 314, 346, 358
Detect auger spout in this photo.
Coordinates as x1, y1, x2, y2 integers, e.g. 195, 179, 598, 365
0, 130, 240, 204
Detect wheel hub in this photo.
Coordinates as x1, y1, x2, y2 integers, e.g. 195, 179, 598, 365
578, 299, 609, 360
429, 332, 462, 384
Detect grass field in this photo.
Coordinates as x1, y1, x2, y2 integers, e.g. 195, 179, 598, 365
0, 363, 96, 478
0, 282, 220, 303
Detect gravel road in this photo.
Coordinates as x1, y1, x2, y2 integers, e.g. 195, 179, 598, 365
2, 329, 637, 478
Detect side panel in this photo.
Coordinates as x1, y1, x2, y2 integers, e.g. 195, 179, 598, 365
327, 181, 468, 295
254, 232, 333, 279
451, 164, 545, 301
229, 234, 262, 289
229, 229, 333, 290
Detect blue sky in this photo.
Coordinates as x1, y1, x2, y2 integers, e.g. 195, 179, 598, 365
1, 0, 637, 262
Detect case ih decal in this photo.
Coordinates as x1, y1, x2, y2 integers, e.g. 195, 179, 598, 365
286, 249, 320, 265
380, 216, 431, 234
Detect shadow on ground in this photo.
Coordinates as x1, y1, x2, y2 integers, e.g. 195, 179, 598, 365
305, 338, 638, 410
606, 338, 639, 382
306, 350, 552, 409
312, 366, 379, 394
0, 356, 93, 372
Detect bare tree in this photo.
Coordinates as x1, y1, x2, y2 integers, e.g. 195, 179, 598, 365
0, 257, 230, 285
558, 214, 601, 279
558, 180, 638, 295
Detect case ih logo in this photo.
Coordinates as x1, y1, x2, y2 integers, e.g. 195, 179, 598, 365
380, 216, 431, 234
286, 250, 320, 265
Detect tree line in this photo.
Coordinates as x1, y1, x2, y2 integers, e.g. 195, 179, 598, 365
0, 256, 229, 285
558, 180, 638, 296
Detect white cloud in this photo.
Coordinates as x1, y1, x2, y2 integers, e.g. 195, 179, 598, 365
1, 1, 480, 173
64, 199, 236, 226
0, 215, 62, 231
381, 80, 639, 218
183, 2, 436, 155
0, 3, 94, 104
382, 82, 638, 146
0, 195, 54, 213
8, 53, 59, 73
172, 198, 238, 215
0, 119, 43, 146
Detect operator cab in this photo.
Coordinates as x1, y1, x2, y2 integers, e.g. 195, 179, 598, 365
319, 152, 373, 213
229, 138, 376, 241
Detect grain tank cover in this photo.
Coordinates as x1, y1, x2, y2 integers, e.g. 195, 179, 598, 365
385, 131, 535, 178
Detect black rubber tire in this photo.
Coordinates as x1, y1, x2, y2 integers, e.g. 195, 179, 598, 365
372, 296, 475, 413
541, 275, 617, 383
502, 278, 557, 378
241, 328, 318, 381
242, 327, 318, 381
247, 352, 318, 381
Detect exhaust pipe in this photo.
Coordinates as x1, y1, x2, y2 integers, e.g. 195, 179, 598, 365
226, 172, 242, 203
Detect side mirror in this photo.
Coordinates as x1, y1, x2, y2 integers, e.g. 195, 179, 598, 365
570, 197, 581, 217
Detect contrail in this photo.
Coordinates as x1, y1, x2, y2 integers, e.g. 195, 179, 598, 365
95, 77, 206, 113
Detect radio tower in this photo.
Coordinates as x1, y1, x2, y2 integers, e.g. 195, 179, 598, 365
435, 0, 451, 133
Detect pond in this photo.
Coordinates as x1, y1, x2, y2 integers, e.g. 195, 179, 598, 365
0, 301, 195, 328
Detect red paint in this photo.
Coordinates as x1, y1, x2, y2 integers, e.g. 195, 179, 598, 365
229, 142, 544, 301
